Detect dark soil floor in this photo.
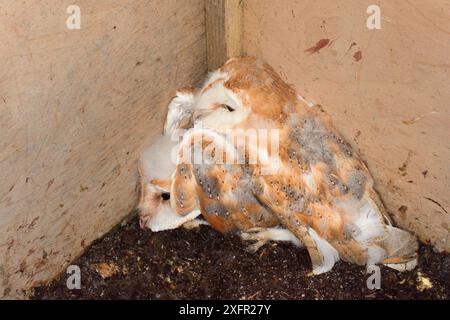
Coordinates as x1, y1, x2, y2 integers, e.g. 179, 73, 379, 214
33, 214, 449, 300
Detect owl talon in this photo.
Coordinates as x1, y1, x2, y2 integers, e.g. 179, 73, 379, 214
241, 227, 302, 251
182, 219, 210, 230
246, 240, 267, 253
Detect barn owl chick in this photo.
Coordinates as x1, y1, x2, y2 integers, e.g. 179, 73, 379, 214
165, 57, 418, 274
138, 134, 202, 231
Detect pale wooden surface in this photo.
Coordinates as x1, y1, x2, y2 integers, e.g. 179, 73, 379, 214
206, 0, 243, 70
0, 0, 206, 298
224, 0, 243, 61
243, 0, 450, 251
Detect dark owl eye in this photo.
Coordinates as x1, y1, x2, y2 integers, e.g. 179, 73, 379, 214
224, 104, 235, 112
161, 192, 170, 201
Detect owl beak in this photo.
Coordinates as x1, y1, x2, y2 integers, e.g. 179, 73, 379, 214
192, 104, 222, 121
139, 214, 150, 229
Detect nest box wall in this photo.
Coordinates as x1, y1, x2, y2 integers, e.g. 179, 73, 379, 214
243, 0, 450, 251
0, 0, 206, 298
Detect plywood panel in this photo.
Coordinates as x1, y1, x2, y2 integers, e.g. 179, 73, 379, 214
243, 0, 450, 251
205, 0, 243, 70
0, 0, 206, 298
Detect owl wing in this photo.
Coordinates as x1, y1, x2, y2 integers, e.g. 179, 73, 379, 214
164, 87, 196, 137
170, 128, 241, 233
253, 106, 417, 273
170, 128, 279, 233
254, 167, 340, 274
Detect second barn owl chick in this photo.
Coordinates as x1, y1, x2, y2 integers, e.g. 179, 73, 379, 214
138, 134, 202, 231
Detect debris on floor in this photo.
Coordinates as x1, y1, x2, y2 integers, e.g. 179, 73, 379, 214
416, 272, 433, 292
33, 215, 449, 300
92, 262, 121, 279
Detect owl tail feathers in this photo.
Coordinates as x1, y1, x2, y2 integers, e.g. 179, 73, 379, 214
380, 226, 419, 272
307, 228, 340, 275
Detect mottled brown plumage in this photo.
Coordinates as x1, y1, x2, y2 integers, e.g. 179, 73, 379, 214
143, 57, 418, 274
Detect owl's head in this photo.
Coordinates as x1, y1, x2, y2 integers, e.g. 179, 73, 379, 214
138, 165, 201, 231
191, 65, 248, 131
138, 135, 201, 230
165, 57, 298, 135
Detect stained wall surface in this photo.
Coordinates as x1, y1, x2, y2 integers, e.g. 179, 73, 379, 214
243, 0, 450, 251
0, 0, 206, 298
